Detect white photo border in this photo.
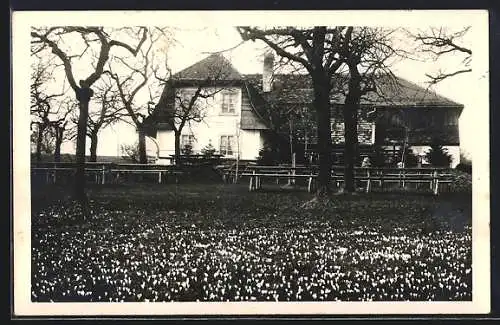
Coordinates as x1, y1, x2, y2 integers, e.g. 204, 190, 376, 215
12, 9, 491, 316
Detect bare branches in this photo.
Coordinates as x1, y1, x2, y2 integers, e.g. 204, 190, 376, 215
31, 28, 79, 91
201, 40, 246, 55
425, 68, 472, 85
237, 27, 313, 72
414, 27, 471, 56
105, 27, 171, 130
31, 26, 149, 92
408, 26, 472, 85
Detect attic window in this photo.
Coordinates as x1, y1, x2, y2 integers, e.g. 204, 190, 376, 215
221, 92, 236, 114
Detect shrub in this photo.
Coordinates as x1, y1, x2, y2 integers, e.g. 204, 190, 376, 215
121, 143, 140, 163
182, 144, 193, 156
391, 146, 418, 167
201, 143, 216, 158
369, 145, 388, 167
426, 140, 452, 167
455, 163, 472, 174
257, 145, 278, 165
456, 153, 472, 174
404, 148, 419, 167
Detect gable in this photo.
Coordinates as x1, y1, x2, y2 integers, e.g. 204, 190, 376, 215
173, 53, 242, 81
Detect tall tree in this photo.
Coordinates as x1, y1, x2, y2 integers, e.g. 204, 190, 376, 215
238, 27, 403, 194
31, 26, 148, 211
338, 27, 401, 191
237, 27, 351, 196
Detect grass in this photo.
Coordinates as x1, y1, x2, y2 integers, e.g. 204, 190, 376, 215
30, 182, 472, 302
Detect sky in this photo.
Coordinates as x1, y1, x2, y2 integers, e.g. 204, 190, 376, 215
80, 25, 477, 159
23, 13, 483, 160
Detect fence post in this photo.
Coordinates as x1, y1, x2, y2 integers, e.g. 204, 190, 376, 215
380, 168, 384, 190
433, 170, 439, 195
249, 170, 255, 191
102, 166, 106, 185
158, 171, 162, 184
365, 169, 371, 193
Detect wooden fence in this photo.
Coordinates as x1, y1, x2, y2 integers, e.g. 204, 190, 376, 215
219, 164, 455, 195
31, 162, 184, 185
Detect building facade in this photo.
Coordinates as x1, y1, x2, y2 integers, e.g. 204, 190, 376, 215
147, 53, 463, 167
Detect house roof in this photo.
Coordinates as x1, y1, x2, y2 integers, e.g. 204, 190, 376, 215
242, 73, 463, 108
147, 54, 463, 143
172, 53, 243, 81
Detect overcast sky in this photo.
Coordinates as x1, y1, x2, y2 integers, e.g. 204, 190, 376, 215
86, 25, 477, 158
19, 11, 485, 159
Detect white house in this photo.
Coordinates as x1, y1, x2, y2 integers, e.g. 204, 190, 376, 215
146, 53, 463, 167
147, 53, 269, 164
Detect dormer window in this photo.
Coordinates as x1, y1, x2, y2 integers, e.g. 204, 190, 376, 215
221, 92, 236, 114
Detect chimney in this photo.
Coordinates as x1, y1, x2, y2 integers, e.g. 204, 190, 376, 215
262, 52, 274, 92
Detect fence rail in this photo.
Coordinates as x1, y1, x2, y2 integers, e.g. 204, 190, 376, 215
31, 163, 185, 185
219, 164, 454, 195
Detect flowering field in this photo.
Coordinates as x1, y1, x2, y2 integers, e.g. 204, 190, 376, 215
31, 183, 472, 302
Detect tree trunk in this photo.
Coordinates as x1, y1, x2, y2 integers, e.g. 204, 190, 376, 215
138, 126, 147, 164
312, 78, 333, 196
89, 130, 99, 162
74, 87, 93, 205
174, 130, 181, 165
343, 67, 361, 193
35, 124, 45, 163
343, 99, 359, 193
53, 126, 64, 163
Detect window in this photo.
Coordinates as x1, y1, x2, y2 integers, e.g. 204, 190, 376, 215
181, 134, 195, 149
444, 111, 456, 126
219, 135, 235, 156
221, 92, 236, 114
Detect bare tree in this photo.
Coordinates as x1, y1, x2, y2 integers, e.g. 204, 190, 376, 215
30, 56, 73, 162
106, 28, 171, 164
410, 27, 471, 85
153, 53, 234, 165
238, 27, 404, 194
237, 26, 352, 196
52, 98, 78, 162
31, 26, 148, 210
338, 27, 402, 192
85, 78, 126, 162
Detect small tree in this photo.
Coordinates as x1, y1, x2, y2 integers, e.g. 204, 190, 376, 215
121, 143, 140, 163
369, 145, 387, 167
155, 54, 234, 166
85, 78, 126, 162
426, 139, 452, 167
181, 143, 193, 156
257, 144, 279, 165
201, 142, 216, 158
392, 146, 419, 167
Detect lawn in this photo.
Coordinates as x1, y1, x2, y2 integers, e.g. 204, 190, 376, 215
30, 182, 472, 302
